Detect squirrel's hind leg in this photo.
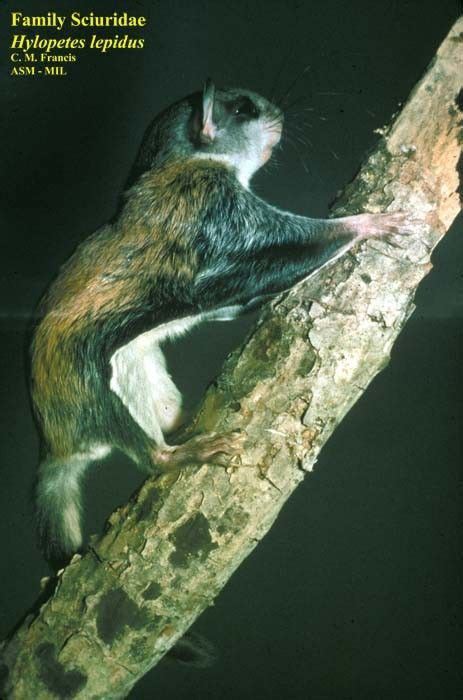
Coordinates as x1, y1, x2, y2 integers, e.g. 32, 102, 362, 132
110, 327, 245, 471
110, 331, 185, 443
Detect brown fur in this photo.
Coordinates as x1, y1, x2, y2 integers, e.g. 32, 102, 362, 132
30, 159, 227, 458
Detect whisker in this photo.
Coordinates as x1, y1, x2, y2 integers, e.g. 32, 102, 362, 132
315, 91, 350, 96
270, 46, 296, 103
289, 120, 313, 133
294, 133, 314, 149
287, 106, 316, 115
276, 64, 312, 110
283, 96, 314, 112
284, 135, 311, 173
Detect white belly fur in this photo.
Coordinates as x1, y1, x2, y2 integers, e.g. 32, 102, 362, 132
109, 306, 246, 443
109, 314, 205, 443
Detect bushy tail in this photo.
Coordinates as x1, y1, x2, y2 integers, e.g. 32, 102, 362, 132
35, 456, 90, 569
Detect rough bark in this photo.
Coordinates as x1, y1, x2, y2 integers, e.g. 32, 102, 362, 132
1, 18, 462, 700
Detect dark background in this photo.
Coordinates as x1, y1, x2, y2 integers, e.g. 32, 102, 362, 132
0, 1, 462, 698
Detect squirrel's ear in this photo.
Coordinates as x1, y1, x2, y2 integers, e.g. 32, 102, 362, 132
191, 79, 216, 144
200, 78, 216, 142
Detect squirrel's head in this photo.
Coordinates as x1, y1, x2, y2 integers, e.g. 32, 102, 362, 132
130, 81, 283, 188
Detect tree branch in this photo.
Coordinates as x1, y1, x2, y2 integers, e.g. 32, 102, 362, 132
1, 18, 462, 700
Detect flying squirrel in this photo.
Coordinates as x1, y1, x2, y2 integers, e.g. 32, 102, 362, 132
31, 80, 408, 566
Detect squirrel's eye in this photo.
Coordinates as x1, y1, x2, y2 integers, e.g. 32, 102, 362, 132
232, 98, 259, 119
